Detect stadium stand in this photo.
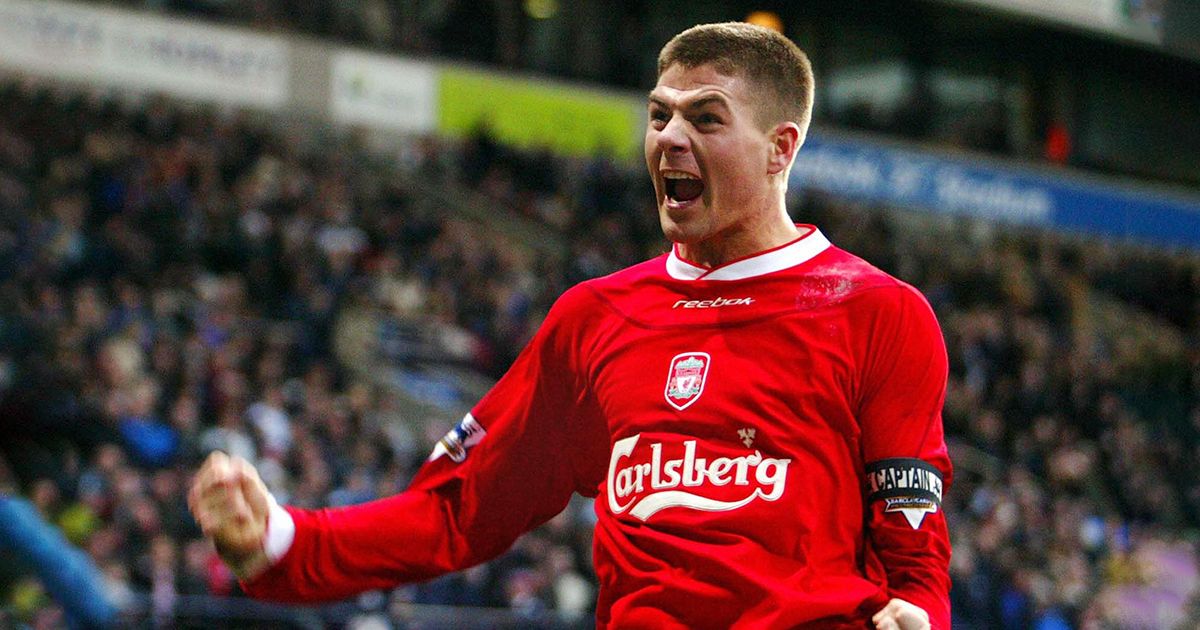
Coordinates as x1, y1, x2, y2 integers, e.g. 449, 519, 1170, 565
1, 2, 1198, 629
78, 0, 1200, 190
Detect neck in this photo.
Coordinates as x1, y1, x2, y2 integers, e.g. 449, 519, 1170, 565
676, 209, 802, 268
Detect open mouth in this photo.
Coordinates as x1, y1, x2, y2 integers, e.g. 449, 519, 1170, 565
664, 171, 704, 203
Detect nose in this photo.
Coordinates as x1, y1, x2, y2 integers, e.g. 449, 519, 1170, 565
655, 115, 690, 154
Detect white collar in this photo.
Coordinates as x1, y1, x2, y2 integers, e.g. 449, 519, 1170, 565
666, 227, 831, 281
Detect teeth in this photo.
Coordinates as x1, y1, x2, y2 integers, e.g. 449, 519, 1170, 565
662, 171, 699, 180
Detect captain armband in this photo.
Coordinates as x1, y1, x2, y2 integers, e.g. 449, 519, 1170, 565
865, 458, 943, 530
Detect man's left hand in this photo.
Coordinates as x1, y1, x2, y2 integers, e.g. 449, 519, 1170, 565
872, 598, 930, 630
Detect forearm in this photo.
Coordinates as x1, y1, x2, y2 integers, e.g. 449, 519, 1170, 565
881, 548, 951, 630
241, 488, 498, 602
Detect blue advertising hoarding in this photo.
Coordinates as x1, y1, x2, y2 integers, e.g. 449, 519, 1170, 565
792, 132, 1200, 250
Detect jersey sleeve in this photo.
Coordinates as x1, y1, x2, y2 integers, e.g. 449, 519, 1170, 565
855, 284, 952, 630
240, 286, 609, 603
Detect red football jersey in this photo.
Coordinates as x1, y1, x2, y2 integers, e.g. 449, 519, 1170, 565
243, 226, 952, 629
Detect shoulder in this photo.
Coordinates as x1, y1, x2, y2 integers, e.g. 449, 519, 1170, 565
813, 247, 931, 312
806, 247, 941, 342
543, 254, 670, 328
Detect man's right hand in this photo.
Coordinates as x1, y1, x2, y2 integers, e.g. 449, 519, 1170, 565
188, 451, 273, 580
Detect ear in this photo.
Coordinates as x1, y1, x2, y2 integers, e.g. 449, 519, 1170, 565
767, 122, 804, 176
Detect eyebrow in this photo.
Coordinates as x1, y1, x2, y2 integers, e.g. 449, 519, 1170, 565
647, 94, 731, 112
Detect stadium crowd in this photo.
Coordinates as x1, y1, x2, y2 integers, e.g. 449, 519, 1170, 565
0, 76, 1198, 630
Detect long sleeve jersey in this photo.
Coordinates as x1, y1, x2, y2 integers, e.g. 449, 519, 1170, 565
242, 226, 953, 629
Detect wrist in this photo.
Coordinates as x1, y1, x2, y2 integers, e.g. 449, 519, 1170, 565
262, 499, 296, 564
221, 498, 295, 582
224, 547, 273, 581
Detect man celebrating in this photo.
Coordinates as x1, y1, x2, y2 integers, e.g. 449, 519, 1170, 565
190, 22, 951, 629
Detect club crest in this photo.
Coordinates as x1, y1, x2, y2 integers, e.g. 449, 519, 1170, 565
664, 352, 711, 411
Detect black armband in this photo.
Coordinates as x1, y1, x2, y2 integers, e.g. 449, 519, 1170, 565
865, 458, 943, 529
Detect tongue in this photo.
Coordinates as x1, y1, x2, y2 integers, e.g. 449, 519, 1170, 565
672, 179, 704, 202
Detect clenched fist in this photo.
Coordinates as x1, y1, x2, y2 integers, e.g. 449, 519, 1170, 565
872, 598, 931, 630
188, 451, 273, 579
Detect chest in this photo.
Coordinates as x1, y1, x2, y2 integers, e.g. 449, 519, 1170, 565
589, 311, 860, 445
583, 310, 869, 527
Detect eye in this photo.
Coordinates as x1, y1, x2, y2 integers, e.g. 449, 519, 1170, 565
694, 112, 722, 127
649, 108, 670, 127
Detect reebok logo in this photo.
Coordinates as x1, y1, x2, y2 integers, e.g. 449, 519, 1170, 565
607, 434, 790, 521
672, 297, 754, 309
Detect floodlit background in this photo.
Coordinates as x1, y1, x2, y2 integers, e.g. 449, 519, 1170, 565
0, 1, 1198, 628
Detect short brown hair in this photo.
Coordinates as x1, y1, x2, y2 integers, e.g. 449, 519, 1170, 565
657, 22, 814, 131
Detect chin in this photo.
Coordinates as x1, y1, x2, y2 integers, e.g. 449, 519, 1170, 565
659, 218, 702, 247
660, 203, 713, 243
662, 227, 686, 245
658, 211, 685, 244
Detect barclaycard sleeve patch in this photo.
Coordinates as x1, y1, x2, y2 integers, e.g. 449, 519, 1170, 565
429, 413, 487, 463
865, 458, 943, 530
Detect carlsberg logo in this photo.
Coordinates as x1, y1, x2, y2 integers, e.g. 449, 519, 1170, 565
607, 434, 791, 521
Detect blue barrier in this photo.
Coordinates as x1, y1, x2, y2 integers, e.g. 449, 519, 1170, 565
0, 494, 118, 628
793, 132, 1200, 250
